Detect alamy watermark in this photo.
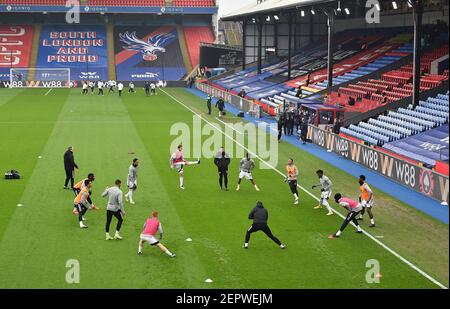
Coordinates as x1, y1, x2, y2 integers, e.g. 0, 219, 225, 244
65, 259, 80, 284
169, 115, 279, 169
366, 0, 381, 24
365, 259, 382, 284
65, 0, 80, 24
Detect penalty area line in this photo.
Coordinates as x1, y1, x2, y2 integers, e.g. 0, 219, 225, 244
160, 89, 448, 290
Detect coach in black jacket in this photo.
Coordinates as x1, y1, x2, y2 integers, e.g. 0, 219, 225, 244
214, 150, 230, 191
244, 201, 286, 249
64, 146, 78, 189
216, 97, 225, 117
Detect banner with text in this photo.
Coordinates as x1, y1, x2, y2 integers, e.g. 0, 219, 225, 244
0, 25, 34, 81
307, 125, 449, 203
37, 25, 108, 81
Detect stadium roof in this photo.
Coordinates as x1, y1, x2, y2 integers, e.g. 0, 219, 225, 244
221, 0, 336, 20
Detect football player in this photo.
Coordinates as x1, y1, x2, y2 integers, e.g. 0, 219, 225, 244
312, 170, 333, 216
285, 158, 299, 205
170, 144, 200, 190
72, 173, 98, 214
358, 175, 376, 227
125, 159, 139, 204
138, 211, 176, 258
328, 193, 363, 238
236, 153, 259, 192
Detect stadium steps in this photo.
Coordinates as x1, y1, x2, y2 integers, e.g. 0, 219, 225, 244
106, 19, 116, 80
29, 23, 42, 80
176, 25, 194, 74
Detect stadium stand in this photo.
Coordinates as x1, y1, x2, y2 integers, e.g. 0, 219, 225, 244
0, 0, 216, 6
340, 92, 449, 166
384, 123, 449, 167
172, 0, 215, 6
88, 0, 165, 6
326, 44, 449, 113
269, 38, 410, 104
0, 0, 68, 4
313, 42, 414, 90
283, 33, 406, 87
212, 33, 339, 95
221, 21, 243, 46
213, 30, 410, 96
184, 26, 215, 68
212, 31, 414, 114
208, 25, 448, 119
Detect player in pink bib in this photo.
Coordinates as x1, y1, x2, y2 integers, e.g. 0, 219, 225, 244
138, 211, 176, 258
170, 144, 200, 190
328, 193, 363, 239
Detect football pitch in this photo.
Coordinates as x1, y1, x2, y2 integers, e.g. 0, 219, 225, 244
0, 87, 448, 289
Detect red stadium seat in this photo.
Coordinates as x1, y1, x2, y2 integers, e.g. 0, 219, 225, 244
184, 26, 215, 67
326, 43, 448, 113
171, 0, 215, 7
0, 0, 216, 7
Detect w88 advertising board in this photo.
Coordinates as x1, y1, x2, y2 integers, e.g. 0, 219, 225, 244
307, 125, 449, 203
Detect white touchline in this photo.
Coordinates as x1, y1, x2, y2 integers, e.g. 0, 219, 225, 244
44, 88, 53, 96
161, 89, 448, 289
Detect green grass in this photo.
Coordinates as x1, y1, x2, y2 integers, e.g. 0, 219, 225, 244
0, 87, 447, 289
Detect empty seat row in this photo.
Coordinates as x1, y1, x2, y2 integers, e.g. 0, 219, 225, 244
341, 93, 448, 146
172, 0, 215, 7
1, 0, 67, 4
378, 115, 424, 134
414, 106, 449, 120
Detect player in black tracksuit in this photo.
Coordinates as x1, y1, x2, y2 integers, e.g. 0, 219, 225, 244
63, 146, 78, 189
206, 95, 212, 115
277, 114, 284, 142
299, 110, 309, 144
243, 201, 286, 249
216, 98, 225, 117
214, 150, 230, 191
286, 111, 294, 136
144, 81, 150, 96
